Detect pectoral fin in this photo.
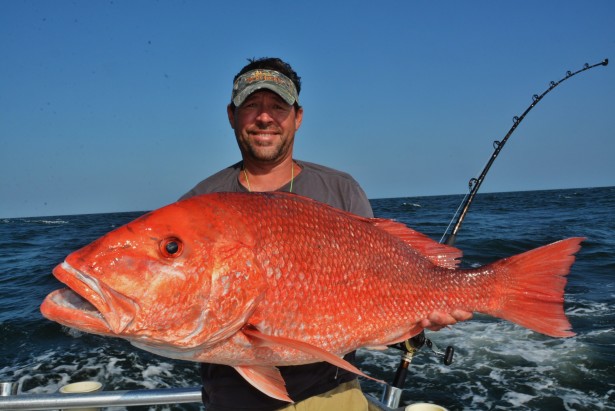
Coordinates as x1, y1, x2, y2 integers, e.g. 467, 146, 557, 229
241, 325, 384, 384
234, 364, 293, 403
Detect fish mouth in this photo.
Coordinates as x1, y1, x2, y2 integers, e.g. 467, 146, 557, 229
41, 262, 137, 335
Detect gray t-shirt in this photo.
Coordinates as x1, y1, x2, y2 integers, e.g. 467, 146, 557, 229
180, 159, 374, 218
179, 159, 373, 410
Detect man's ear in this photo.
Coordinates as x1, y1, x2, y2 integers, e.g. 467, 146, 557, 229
227, 104, 235, 129
294, 106, 303, 131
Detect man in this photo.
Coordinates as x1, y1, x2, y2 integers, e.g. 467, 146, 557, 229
181, 57, 470, 411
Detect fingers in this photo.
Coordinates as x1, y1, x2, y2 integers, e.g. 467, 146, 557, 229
420, 309, 473, 331
451, 309, 473, 322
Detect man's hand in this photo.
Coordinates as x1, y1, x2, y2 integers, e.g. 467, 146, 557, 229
420, 309, 473, 331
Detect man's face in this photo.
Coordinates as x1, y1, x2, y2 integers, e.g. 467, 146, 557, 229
228, 90, 303, 164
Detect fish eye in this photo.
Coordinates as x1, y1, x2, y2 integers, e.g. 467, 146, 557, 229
160, 237, 183, 258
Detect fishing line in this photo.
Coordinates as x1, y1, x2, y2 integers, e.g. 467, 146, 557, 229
440, 192, 469, 244
440, 58, 609, 246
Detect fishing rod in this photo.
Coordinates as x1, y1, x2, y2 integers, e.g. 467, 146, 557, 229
381, 58, 609, 409
441, 58, 608, 246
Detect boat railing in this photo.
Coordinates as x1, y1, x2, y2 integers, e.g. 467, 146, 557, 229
0, 385, 202, 410
0, 384, 397, 410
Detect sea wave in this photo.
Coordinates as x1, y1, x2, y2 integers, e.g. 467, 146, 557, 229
2, 218, 70, 225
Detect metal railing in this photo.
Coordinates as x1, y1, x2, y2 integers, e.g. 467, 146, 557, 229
1, 384, 400, 410
0, 386, 202, 410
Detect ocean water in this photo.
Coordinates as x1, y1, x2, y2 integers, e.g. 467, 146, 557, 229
1, 187, 613, 410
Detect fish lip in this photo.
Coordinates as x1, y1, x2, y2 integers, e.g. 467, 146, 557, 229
42, 287, 107, 330
48, 261, 137, 334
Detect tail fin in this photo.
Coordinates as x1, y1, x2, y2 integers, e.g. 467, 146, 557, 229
488, 237, 584, 337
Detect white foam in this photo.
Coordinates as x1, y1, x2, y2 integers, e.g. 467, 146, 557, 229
500, 391, 535, 407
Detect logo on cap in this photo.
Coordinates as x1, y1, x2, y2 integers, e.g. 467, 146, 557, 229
232, 69, 299, 107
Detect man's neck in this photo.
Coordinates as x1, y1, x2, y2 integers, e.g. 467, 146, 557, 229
240, 158, 300, 192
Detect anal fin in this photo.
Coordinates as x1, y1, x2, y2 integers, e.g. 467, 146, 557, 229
242, 325, 384, 385
234, 364, 293, 403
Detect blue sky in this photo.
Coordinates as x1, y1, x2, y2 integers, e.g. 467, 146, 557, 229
1, 0, 613, 218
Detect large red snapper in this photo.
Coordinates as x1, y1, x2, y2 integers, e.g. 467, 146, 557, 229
41, 192, 582, 402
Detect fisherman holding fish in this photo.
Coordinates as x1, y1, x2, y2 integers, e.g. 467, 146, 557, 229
180, 57, 472, 411
40, 57, 582, 411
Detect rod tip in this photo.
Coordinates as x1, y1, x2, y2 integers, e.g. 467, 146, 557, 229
602, 58, 609, 66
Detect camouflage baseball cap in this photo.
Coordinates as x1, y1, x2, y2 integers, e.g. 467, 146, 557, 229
231, 69, 299, 107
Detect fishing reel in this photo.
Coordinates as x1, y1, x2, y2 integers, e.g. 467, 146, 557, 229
390, 331, 454, 367
381, 332, 454, 408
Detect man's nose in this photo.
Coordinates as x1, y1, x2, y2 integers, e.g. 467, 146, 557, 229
255, 108, 274, 124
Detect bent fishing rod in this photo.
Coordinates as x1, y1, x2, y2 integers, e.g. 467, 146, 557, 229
441, 58, 608, 246
381, 58, 609, 409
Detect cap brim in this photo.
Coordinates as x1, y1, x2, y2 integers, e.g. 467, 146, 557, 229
232, 83, 297, 107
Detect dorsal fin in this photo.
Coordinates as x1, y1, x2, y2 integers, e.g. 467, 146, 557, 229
256, 192, 463, 268
369, 218, 462, 268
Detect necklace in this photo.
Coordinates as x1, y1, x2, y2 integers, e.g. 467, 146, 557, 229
243, 161, 295, 193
